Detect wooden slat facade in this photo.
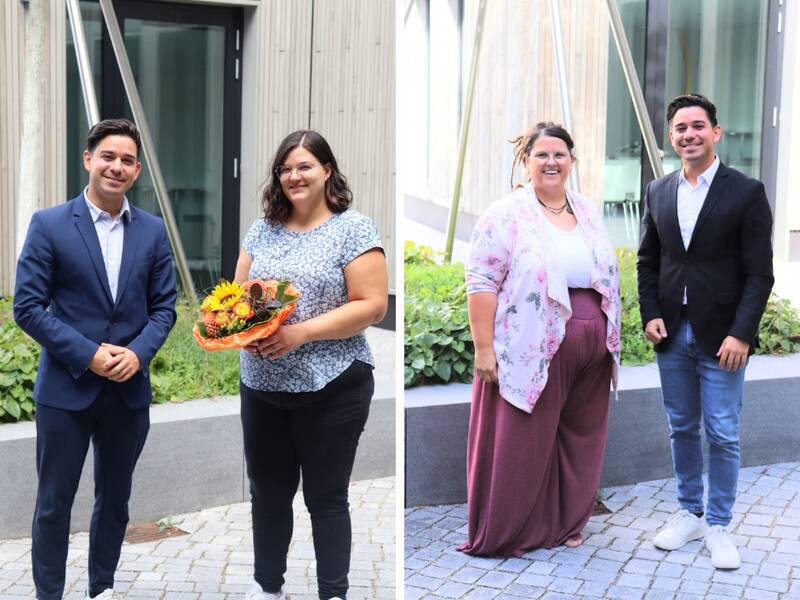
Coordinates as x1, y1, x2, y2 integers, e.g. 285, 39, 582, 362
458, 0, 609, 216
402, 0, 610, 219
1, 0, 396, 295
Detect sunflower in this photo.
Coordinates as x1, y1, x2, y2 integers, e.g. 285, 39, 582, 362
201, 295, 224, 312
208, 280, 245, 309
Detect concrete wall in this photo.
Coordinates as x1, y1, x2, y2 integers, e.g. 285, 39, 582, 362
405, 354, 800, 507
0, 392, 394, 540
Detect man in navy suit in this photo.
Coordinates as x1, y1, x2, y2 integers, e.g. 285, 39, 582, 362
637, 95, 773, 570
14, 118, 177, 599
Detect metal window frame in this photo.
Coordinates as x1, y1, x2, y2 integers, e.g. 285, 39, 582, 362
760, 0, 785, 214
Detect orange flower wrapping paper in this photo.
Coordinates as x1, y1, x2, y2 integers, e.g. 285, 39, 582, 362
192, 280, 300, 351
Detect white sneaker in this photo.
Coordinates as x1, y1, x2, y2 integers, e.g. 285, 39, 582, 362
85, 590, 116, 600
245, 581, 286, 600
652, 509, 707, 550
705, 525, 741, 569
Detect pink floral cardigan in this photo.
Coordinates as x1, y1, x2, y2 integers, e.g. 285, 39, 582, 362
466, 183, 621, 413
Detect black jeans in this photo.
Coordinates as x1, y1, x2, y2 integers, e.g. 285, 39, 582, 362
240, 360, 373, 600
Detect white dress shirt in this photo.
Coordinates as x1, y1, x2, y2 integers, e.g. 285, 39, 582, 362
85, 189, 130, 302
676, 155, 719, 304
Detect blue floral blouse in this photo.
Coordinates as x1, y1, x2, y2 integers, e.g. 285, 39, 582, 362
240, 209, 382, 392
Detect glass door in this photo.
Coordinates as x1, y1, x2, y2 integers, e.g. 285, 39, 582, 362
67, 0, 242, 290
662, 0, 769, 178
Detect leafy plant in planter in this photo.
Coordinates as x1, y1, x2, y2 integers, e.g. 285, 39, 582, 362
0, 296, 241, 422
404, 243, 800, 388
617, 249, 655, 365
0, 297, 38, 422
756, 294, 800, 355
404, 243, 474, 387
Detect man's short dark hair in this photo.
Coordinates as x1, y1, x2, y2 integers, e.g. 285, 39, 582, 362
86, 118, 142, 159
666, 94, 718, 127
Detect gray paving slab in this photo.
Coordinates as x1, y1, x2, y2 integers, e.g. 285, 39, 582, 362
0, 476, 395, 599
405, 462, 800, 599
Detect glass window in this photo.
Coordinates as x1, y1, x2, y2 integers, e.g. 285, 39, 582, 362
603, 0, 646, 250
122, 18, 227, 289
663, 0, 768, 178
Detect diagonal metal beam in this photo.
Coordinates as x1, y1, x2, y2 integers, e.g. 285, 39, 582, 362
97, 0, 198, 302
65, 0, 100, 126
444, 0, 488, 263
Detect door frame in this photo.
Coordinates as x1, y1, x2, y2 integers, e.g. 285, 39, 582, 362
98, 0, 243, 280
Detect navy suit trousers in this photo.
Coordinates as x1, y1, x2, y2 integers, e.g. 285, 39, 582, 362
32, 384, 149, 600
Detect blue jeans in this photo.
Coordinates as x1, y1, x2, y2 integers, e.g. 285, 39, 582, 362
656, 318, 746, 527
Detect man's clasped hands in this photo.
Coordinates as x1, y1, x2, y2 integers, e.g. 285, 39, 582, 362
89, 343, 141, 382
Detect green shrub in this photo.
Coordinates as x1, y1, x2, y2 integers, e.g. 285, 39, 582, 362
404, 243, 474, 387
149, 301, 240, 403
0, 297, 38, 422
617, 249, 655, 365
404, 240, 439, 266
403, 243, 800, 387
0, 296, 240, 423
755, 294, 800, 355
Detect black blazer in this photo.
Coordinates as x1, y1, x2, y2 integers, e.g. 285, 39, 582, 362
637, 162, 774, 356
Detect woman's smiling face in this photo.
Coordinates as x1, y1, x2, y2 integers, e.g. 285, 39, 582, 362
277, 146, 331, 206
525, 135, 573, 194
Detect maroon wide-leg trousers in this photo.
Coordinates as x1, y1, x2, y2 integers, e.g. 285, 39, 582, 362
459, 288, 613, 557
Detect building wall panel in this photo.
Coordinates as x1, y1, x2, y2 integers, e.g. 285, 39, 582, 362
240, 0, 313, 235
458, 0, 609, 217
310, 0, 396, 290
0, 1, 66, 296
0, 1, 24, 296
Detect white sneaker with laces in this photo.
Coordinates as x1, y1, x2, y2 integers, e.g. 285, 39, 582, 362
85, 590, 116, 600
652, 509, 707, 550
705, 524, 741, 569
245, 581, 286, 600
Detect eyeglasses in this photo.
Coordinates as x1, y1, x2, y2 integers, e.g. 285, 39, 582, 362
275, 163, 317, 179
529, 151, 572, 163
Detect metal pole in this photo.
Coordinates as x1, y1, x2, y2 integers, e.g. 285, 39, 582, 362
65, 0, 100, 126
444, 0, 488, 263
605, 0, 663, 179
549, 0, 580, 193
403, 0, 415, 25
97, 0, 198, 303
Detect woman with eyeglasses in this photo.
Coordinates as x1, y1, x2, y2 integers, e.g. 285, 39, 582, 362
234, 130, 388, 600
458, 122, 621, 557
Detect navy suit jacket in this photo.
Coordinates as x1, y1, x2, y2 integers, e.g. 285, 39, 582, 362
13, 193, 177, 411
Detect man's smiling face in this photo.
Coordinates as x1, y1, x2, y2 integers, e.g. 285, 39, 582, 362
83, 134, 142, 202
668, 105, 722, 170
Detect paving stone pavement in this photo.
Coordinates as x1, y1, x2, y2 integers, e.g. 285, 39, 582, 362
405, 463, 800, 600
0, 476, 395, 599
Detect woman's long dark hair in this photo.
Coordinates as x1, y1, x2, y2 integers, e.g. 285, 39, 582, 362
509, 121, 576, 189
261, 130, 352, 223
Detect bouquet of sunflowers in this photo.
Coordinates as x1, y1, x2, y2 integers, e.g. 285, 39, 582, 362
192, 279, 300, 351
